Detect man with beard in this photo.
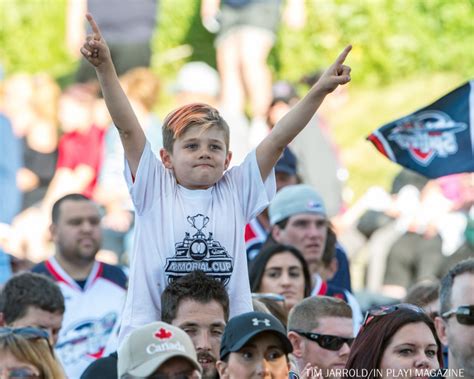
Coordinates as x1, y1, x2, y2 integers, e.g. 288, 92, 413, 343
435, 258, 474, 379
162, 270, 229, 379
32, 194, 127, 379
82, 270, 227, 379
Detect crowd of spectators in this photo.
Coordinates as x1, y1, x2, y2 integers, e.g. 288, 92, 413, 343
1, 2, 473, 378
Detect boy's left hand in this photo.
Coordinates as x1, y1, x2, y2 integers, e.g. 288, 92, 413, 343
315, 45, 352, 94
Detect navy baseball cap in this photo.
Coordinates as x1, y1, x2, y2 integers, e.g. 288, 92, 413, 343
220, 311, 293, 359
275, 147, 297, 176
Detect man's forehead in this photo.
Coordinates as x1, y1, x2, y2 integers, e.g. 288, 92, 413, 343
313, 317, 353, 335
58, 200, 100, 218
175, 299, 226, 323
14, 306, 62, 324
451, 272, 474, 306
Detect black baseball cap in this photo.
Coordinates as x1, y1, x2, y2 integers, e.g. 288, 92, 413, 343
220, 311, 293, 359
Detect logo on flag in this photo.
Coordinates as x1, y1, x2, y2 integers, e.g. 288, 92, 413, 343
387, 110, 467, 166
368, 81, 474, 178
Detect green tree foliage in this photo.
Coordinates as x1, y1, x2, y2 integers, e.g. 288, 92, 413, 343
0, 0, 73, 77
1, 0, 472, 85
275, 0, 473, 84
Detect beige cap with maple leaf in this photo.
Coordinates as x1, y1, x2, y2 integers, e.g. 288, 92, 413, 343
118, 321, 202, 377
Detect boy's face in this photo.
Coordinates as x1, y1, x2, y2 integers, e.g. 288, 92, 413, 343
161, 125, 232, 190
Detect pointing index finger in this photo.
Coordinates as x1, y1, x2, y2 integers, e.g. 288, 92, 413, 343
86, 13, 102, 40
335, 45, 352, 66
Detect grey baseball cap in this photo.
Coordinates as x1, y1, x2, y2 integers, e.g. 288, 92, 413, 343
269, 184, 327, 225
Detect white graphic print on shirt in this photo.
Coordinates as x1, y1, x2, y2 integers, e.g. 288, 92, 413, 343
165, 214, 234, 284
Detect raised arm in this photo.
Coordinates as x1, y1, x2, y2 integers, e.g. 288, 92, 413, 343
81, 14, 145, 176
256, 45, 352, 180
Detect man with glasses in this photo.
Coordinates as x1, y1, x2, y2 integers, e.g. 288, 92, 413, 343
287, 296, 353, 379
435, 258, 474, 379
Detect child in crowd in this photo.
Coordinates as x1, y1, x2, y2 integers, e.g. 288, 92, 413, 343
81, 13, 352, 342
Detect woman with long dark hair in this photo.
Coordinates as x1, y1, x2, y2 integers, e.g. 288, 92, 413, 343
345, 304, 443, 379
249, 244, 312, 313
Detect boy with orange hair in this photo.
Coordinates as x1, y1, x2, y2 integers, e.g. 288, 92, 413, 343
81, 14, 352, 342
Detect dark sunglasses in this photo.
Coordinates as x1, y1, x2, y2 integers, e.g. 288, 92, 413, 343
442, 305, 474, 325
362, 303, 424, 327
291, 329, 354, 351
0, 327, 53, 354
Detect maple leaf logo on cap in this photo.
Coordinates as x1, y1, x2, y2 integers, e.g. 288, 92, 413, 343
154, 328, 173, 340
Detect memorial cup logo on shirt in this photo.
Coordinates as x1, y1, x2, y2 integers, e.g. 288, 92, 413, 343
165, 214, 233, 285
387, 110, 467, 166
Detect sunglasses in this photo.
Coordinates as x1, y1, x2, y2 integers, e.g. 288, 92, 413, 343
291, 329, 354, 351
362, 303, 424, 327
0, 368, 42, 379
252, 293, 286, 302
0, 327, 53, 354
442, 305, 474, 325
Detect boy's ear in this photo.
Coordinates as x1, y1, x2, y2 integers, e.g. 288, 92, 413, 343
224, 151, 232, 170
160, 148, 173, 169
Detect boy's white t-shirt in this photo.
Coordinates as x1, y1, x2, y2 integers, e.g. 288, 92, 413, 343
119, 142, 275, 342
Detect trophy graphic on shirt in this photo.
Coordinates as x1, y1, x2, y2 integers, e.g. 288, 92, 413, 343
165, 213, 233, 285
187, 214, 209, 260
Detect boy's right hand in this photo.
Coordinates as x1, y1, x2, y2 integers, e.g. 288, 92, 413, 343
80, 13, 111, 68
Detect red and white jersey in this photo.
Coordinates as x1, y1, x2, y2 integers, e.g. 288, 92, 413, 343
33, 257, 127, 379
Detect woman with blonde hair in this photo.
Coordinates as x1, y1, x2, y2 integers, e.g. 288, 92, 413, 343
0, 327, 65, 379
